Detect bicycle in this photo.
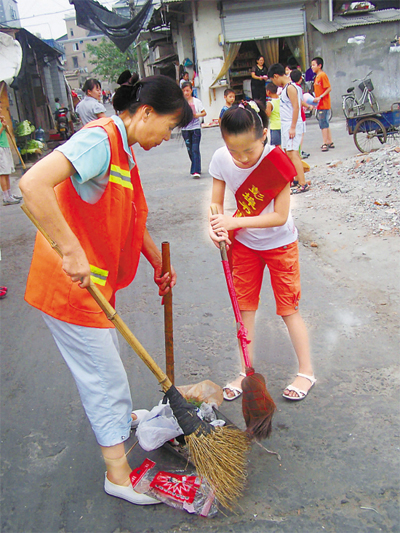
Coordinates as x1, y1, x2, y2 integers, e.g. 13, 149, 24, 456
342, 71, 379, 118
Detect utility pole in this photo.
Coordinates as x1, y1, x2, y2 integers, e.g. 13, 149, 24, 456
128, 0, 145, 78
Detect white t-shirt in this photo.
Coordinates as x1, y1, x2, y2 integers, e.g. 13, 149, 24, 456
181, 97, 204, 130
208, 144, 298, 251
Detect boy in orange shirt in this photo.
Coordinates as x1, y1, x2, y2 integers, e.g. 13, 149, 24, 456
311, 57, 334, 152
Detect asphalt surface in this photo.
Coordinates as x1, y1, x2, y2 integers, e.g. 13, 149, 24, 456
0, 113, 399, 532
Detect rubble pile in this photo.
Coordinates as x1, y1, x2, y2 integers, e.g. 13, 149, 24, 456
306, 144, 400, 236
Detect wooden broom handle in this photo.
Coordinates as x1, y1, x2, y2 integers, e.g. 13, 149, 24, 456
162, 242, 174, 385
5, 124, 26, 170
210, 204, 228, 261
21, 204, 172, 392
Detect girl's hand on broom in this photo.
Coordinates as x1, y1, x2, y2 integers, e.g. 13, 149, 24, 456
209, 221, 231, 249
210, 213, 239, 233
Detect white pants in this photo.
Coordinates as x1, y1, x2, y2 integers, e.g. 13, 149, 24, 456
42, 313, 132, 447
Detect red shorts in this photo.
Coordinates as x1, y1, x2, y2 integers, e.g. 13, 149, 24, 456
231, 240, 301, 316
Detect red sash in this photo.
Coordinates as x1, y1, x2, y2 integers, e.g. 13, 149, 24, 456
234, 146, 296, 217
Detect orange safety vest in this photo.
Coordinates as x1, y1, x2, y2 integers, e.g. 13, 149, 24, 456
25, 117, 148, 328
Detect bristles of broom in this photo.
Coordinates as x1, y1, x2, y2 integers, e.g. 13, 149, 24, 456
242, 369, 276, 441
164, 384, 250, 509
186, 425, 251, 510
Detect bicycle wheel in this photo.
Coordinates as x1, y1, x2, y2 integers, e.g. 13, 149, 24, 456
368, 92, 379, 114
343, 96, 358, 118
353, 117, 387, 153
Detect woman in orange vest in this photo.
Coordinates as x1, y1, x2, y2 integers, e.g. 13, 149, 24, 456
19, 71, 192, 506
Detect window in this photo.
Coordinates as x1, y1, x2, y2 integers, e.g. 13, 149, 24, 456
73, 43, 79, 51
72, 56, 79, 68
83, 52, 86, 58
70, 29, 74, 36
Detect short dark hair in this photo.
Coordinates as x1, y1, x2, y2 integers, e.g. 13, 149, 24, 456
82, 78, 101, 93
220, 100, 268, 141
112, 71, 193, 128
290, 69, 302, 83
181, 81, 192, 90
267, 63, 285, 78
266, 82, 278, 94
312, 57, 324, 69
224, 88, 235, 97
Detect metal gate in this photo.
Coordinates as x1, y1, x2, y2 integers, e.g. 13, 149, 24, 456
222, 1, 305, 42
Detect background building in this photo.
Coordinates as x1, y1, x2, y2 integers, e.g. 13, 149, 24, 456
0, 0, 20, 28
57, 15, 105, 91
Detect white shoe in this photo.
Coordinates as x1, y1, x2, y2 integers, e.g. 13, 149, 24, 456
131, 409, 149, 429
104, 473, 162, 505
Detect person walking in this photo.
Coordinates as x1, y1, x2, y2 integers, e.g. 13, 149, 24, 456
19, 71, 192, 506
76, 78, 107, 125
0, 102, 21, 206
181, 81, 206, 178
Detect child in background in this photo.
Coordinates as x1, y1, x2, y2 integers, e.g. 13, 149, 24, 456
181, 81, 206, 179
219, 88, 236, 125
179, 71, 190, 88
268, 63, 309, 194
311, 56, 334, 152
289, 69, 311, 160
0, 102, 21, 206
266, 82, 281, 147
208, 100, 316, 402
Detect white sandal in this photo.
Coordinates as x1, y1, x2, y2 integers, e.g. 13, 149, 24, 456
282, 373, 316, 401
223, 372, 246, 401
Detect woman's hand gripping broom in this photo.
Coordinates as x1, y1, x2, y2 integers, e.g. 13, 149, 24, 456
210, 205, 276, 441
21, 204, 250, 510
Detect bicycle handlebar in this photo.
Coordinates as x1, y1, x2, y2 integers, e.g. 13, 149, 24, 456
351, 70, 373, 83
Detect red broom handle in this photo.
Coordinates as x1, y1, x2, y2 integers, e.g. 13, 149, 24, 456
210, 205, 252, 369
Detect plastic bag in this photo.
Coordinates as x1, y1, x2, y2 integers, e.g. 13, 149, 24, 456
130, 458, 218, 517
135, 403, 183, 452
177, 380, 223, 408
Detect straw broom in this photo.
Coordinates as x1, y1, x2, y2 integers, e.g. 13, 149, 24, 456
210, 205, 276, 441
22, 204, 250, 510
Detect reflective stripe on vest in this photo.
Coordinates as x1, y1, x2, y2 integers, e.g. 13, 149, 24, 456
109, 164, 133, 190
90, 264, 109, 286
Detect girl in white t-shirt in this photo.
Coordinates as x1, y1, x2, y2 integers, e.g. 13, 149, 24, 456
181, 82, 206, 178
208, 100, 316, 403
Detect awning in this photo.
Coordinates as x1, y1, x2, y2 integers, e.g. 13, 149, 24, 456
310, 8, 400, 34
69, 0, 154, 52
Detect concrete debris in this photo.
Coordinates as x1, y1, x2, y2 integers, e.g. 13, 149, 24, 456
306, 144, 400, 236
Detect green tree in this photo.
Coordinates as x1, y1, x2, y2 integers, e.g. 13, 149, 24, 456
86, 39, 147, 83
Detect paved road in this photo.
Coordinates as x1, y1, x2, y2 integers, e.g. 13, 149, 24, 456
0, 114, 398, 532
